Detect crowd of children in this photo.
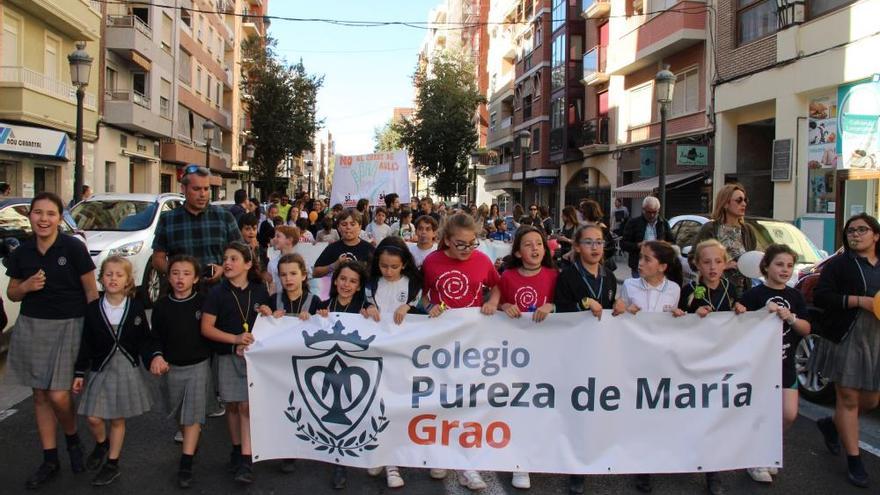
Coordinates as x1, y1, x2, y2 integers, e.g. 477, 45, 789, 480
15, 191, 872, 493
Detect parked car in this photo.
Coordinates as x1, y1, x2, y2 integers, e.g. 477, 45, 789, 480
668, 215, 828, 286
0, 198, 84, 353
71, 193, 184, 307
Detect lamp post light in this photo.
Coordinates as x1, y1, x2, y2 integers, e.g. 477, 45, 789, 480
244, 143, 255, 197
67, 41, 92, 203
305, 159, 314, 198
470, 152, 480, 206
518, 129, 531, 206
655, 66, 675, 219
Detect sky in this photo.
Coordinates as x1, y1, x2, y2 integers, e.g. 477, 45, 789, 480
267, 1, 439, 155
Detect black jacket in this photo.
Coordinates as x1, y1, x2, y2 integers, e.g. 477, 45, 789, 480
74, 296, 160, 377
620, 215, 674, 270
554, 262, 618, 312
813, 252, 868, 343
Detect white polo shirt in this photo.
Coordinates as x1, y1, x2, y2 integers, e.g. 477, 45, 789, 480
620, 277, 681, 313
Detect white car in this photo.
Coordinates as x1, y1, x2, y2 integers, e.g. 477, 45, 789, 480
71, 193, 184, 306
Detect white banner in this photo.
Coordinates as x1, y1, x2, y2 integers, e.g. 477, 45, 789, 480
330, 151, 411, 207
247, 310, 782, 474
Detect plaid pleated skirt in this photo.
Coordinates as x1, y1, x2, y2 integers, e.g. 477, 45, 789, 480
823, 311, 880, 391
78, 352, 152, 419
217, 353, 249, 403
4, 315, 82, 390
165, 360, 211, 426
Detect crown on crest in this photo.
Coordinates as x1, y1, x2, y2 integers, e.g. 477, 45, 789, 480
302, 320, 375, 350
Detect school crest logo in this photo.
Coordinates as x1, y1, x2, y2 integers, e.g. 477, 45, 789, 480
286, 320, 388, 457
57, 256, 67, 266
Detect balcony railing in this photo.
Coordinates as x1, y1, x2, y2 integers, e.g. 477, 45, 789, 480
0, 66, 96, 109
581, 0, 610, 18
106, 15, 153, 39
105, 90, 151, 109
582, 45, 608, 84
582, 117, 610, 146
485, 163, 511, 176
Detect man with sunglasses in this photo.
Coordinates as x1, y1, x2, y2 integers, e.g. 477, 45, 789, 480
621, 196, 674, 278
152, 165, 242, 286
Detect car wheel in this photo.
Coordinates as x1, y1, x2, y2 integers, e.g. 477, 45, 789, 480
796, 334, 835, 403
141, 265, 162, 308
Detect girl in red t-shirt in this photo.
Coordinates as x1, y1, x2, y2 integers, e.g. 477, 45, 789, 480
419, 213, 500, 490
500, 226, 558, 322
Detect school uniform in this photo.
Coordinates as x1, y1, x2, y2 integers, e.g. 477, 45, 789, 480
554, 261, 617, 312
269, 290, 320, 315
203, 279, 270, 403
317, 293, 370, 314
152, 292, 212, 426
4, 233, 95, 390
365, 276, 423, 314
678, 278, 736, 313
620, 277, 680, 313
74, 296, 157, 419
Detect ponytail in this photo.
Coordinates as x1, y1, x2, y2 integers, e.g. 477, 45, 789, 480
642, 240, 683, 287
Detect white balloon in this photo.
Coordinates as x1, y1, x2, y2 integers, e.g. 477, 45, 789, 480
738, 250, 765, 279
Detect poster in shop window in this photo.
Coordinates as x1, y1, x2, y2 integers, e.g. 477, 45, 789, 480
838, 79, 880, 170
807, 94, 838, 213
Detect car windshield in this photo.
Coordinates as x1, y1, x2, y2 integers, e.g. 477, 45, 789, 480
72, 200, 157, 231
750, 219, 822, 264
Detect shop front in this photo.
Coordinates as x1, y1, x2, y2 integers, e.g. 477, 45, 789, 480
0, 122, 71, 198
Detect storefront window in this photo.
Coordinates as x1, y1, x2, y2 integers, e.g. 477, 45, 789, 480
807, 94, 839, 213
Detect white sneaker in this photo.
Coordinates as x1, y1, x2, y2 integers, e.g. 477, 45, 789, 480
747, 467, 773, 483
767, 467, 778, 475
429, 468, 448, 479
207, 405, 226, 418
173, 430, 183, 443
386, 466, 404, 488
512, 471, 531, 489
367, 466, 384, 476
458, 470, 488, 490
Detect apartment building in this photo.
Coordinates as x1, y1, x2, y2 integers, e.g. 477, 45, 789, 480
0, 0, 101, 200
578, 0, 714, 219
713, 0, 880, 252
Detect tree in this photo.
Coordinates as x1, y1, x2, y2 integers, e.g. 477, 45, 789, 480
241, 36, 323, 196
373, 119, 402, 152
396, 52, 484, 198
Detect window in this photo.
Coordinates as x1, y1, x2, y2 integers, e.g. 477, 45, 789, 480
105, 162, 116, 193
669, 67, 699, 117
531, 127, 540, 152
44, 34, 60, 81
160, 78, 171, 118
178, 49, 192, 85
132, 72, 149, 107
195, 66, 202, 94
120, 134, 127, 148
551, 97, 565, 129
3, 14, 20, 66
532, 72, 541, 99
551, 35, 565, 91
207, 74, 213, 101
628, 83, 653, 127
552, 0, 566, 32
161, 13, 173, 51
810, 0, 855, 18
208, 27, 214, 52
105, 67, 117, 93
216, 82, 222, 106
570, 35, 583, 61
177, 104, 192, 140
490, 112, 497, 132
523, 94, 533, 120
737, 0, 778, 44
180, 8, 191, 27
534, 23, 542, 47
131, 6, 149, 26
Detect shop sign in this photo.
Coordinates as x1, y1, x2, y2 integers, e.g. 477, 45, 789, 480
0, 123, 68, 159
534, 177, 556, 185
676, 145, 708, 166
639, 148, 657, 178
838, 78, 880, 169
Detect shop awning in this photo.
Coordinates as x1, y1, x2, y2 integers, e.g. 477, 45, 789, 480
613, 171, 705, 198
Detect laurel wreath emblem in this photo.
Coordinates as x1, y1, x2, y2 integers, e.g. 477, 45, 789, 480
285, 389, 389, 457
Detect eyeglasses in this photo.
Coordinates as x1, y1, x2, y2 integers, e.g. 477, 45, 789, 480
183, 164, 210, 177
846, 226, 872, 236
452, 240, 480, 251
577, 239, 604, 249
732, 197, 748, 204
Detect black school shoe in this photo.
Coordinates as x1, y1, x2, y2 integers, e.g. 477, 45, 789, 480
817, 416, 841, 456
86, 443, 109, 471
568, 475, 585, 494
705, 472, 725, 495
91, 463, 121, 486
68, 443, 85, 473
178, 469, 194, 489
847, 457, 870, 488
233, 463, 254, 484
635, 473, 653, 492
25, 461, 60, 489
332, 465, 347, 490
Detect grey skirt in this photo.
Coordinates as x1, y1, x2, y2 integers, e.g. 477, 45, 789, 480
165, 360, 211, 426
217, 353, 248, 403
78, 353, 152, 419
4, 315, 82, 390
823, 311, 880, 391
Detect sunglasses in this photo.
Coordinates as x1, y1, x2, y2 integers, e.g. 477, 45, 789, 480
183, 164, 210, 177
732, 197, 748, 204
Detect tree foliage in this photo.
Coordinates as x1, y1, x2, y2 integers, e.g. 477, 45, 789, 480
241, 36, 323, 195
373, 119, 402, 152
395, 53, 483, 198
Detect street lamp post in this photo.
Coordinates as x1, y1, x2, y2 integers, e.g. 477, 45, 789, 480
655, 66, 675, 219
244, 143, 255, 197
518, 129, 531, 207
202, 120, 215, 199
305, 159, 314, 198
470, 152, 480, 206
67, 42, 92, 204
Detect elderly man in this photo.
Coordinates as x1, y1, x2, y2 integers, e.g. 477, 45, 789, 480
620, 196, 674, 278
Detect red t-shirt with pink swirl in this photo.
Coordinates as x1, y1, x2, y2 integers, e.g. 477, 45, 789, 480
422, 249, 501, 308
499, 266, 558, 312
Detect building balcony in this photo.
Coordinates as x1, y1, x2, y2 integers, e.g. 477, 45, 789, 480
7, 0, 100, 41
160, 139, 230, 172
241, 15, 262, 38
579, 117, 610, 155
105, 16, 174, 71
0, 66, 98, 136
485, 163, 511, 177
488, 116, 514, 147
582, 46, 609, 86
607, 1, 706, 76
580, 0, 610, 19
104, 90, 173, 138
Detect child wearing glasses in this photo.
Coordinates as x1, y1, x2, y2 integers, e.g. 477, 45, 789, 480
420, 213, 501, 490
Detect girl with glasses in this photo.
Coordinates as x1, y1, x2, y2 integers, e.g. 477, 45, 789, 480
814, 213, 880, 488
420, 213, 501, 490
